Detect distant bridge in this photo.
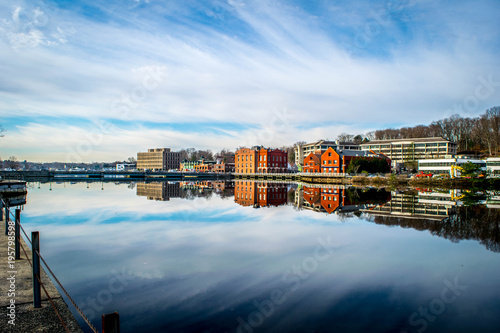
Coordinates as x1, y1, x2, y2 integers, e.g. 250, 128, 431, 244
0, 170, 233, 181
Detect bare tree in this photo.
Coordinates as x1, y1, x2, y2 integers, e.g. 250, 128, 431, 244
6, 156, 19, 170
127, 157, 136, 163
336, 132, 354, 142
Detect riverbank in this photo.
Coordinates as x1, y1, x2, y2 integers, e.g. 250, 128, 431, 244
348, 175, 500, 189
0, 212, 83, 333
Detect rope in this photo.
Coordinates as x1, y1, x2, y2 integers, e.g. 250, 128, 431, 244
5, 199, 99, 333
18, 239, 71, 333
35, 248, 99, 333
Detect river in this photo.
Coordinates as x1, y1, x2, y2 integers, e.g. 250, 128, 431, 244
15, 180, 500, 333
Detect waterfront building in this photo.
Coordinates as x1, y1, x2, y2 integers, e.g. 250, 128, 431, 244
302, 148, 390, 173
194, 159, 216, 172
418, 158, 486, 177
213, 162, 235, 173
235, 148, 257, 174
360, 137, 457, 169
295, 140, 360, 166
257, 148, 288, 173
214, 155, 235, 173
302, 152, 322, 173
137, 148, 180, 171
116, 163, 136, 171
486, 157, 500, 175
180, 159, 202, 171
235, 147, 288, 174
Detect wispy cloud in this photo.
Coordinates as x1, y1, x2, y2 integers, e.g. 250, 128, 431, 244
1, 0, 499, 161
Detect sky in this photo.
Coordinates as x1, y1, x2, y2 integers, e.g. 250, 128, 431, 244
0, 0, 499, 162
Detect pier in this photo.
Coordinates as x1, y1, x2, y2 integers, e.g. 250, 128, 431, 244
0, 200, 83, 332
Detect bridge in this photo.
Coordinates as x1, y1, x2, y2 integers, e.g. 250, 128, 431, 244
0, 170, 233, 181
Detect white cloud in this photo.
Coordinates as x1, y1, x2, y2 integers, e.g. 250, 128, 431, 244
1, 0, 499, 161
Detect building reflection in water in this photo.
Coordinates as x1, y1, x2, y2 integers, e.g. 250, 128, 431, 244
136, 182, 181, 201
131, 180, 499, 253
234, 180, 290, 208
293, 185, 500, 253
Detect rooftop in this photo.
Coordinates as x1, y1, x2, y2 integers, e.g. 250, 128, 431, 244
360, 137, 453, 145
302, 140, 359, 147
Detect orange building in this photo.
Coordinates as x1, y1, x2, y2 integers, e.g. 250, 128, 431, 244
257, 148, 288, 173
303, 149, 391, 174
235, 148, 257, 174
320, 148, 341, 173
303, 152, 322, 173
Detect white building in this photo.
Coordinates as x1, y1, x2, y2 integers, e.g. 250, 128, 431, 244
418, 158, 486, 177
486, 157, 500, 175
116, 163, 136, 171
360, 137, 457, 169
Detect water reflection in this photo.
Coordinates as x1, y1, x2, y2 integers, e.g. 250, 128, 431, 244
17, 181, 500, 333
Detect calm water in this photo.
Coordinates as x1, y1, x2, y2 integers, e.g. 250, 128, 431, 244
15, 181, 500, 332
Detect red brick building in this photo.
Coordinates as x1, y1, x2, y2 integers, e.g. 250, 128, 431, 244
236, 147, 288, 174
257, 148, 288, 173
320, 148, 341, 173
303, 149, 391, 173
303, 152, 322, 173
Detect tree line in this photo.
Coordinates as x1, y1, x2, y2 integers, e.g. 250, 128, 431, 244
341, 107, 499, 155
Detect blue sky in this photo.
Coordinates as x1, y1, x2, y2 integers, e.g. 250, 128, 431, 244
1, 0, 499, 162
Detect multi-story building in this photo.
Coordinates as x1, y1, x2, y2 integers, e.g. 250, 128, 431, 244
194, 159, 216, 172
303, 152, 322, 173
214, 155, 235, 173
235, 148, 257, 174
180, 159, 202, 171
213, 162, 235, 173
295, 140, 360, 166
418, 158, 487, 177
360, 137, 457, 169
235, 146, 288, 174
486, 157, 500, 175
137, 148, 180, 171
257, 148, 288, 173
303, 148, 390, 174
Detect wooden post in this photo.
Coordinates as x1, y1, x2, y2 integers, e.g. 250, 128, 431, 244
5, 204, 9, 236
15, 209, 20, 260
102, 312, 120, 333
32, 231, 41, 308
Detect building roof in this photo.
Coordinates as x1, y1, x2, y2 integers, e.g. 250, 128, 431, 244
360, 137, 453, 145
339, 150, 372, 157
302, 140, 359, 147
